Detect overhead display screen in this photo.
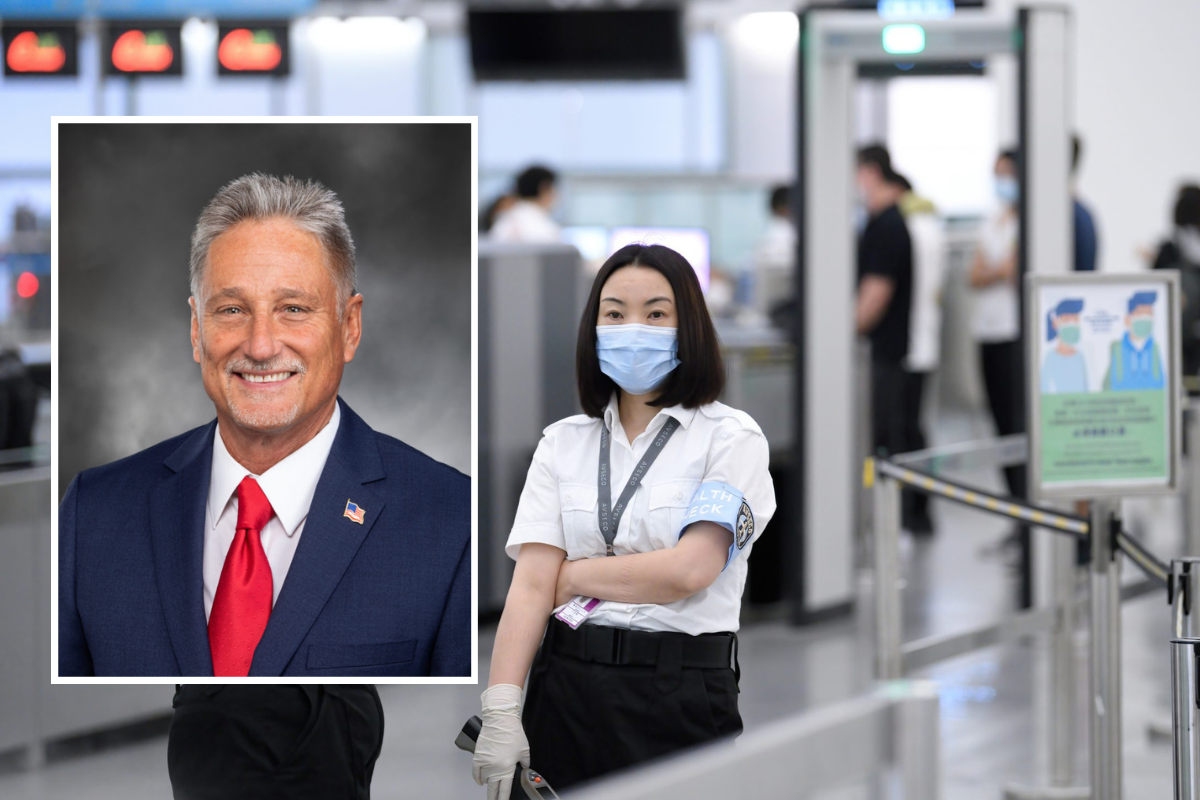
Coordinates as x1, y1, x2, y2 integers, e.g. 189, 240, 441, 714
468, 8, 685, 81
3, 24, 79, 76
104, 22, 183, 76
217, 22, 289, 76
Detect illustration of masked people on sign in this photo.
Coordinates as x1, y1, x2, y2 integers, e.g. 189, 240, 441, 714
1041, 297, 1088, 393
1103, 290, 1165, 391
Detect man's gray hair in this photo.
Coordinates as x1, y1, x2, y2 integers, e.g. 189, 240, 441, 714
189, 173, 356, 305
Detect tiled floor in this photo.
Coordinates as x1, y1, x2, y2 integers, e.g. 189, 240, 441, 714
2, 411, 1187, 799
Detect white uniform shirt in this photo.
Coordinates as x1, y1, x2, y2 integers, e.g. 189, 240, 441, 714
505, 395, 777, 635
202, 403, 341, 621
489, 200, 562, 244
971, 210, 1020, 343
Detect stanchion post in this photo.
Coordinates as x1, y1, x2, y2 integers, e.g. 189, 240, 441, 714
1188, 404, 1200, 556
1089, 498, 1123, 800
1173, 559, 1200, 639
1173, 638, 1200, 799
1050, 532, 1078, 787
874, 473, 903, 680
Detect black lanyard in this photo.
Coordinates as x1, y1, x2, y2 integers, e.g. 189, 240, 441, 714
597, 416, 680, 556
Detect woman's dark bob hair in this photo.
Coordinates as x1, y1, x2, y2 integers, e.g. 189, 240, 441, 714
576, 243, 724, 417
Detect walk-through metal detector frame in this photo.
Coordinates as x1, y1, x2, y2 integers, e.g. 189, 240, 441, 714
790, 6, 1072, 624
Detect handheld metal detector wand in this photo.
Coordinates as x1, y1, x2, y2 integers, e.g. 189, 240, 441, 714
455, 715, 559, 799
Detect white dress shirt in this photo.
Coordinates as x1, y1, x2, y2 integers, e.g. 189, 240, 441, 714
972, 210, 1020, 343
505, 395, 777, 635
203, 403, 341, 621
488, 200, 562, 244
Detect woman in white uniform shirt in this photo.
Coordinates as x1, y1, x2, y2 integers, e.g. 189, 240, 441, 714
970, 149, 1024, 498
472, 244, 776, 798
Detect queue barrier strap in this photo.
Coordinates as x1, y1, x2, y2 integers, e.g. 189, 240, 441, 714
1115, 530, 1170, 584
871, 457, 1088, 535
870, 456, 1172, 586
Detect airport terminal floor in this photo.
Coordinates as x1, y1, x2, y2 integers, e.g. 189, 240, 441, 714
5, 409, 1184, 799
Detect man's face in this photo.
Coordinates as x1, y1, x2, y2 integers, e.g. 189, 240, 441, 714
855, 164, 880, 202
190, 218, 362, 436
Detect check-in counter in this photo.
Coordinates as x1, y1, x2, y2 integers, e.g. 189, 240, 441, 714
717, 322, 794, 451
0, 461, 171, 765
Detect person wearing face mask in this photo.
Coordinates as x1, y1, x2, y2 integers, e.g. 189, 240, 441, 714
1041, 298, 1088, 393
969, 149, 1024, 498
471, 243, 776, 799
1104, 291, 1165, 391
1152, 184, 1200, 379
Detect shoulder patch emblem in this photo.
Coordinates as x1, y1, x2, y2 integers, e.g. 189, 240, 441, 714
736, 500, 754, 549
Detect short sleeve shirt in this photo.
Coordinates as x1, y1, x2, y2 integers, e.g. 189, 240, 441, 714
857, 203, 914, 363
505, 395, 777, 635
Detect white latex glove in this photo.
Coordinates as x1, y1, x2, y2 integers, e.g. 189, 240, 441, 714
472, 684, 531, 800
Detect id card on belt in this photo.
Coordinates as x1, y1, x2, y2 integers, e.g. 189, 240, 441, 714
555, 596, 601, 629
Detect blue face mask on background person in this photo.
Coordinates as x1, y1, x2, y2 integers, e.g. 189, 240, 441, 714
994, 176, 1019, 204
596, 324, 681, 395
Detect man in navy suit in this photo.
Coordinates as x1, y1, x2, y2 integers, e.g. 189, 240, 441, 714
58, 173, 471, 682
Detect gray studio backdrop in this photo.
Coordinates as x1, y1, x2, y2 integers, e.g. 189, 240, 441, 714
58, 122, 472, 496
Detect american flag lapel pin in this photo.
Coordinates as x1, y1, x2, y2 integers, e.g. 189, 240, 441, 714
344, 499, 365, 524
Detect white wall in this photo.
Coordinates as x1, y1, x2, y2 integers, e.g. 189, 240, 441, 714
887, 75, 999, 216
724, 11, 798, 179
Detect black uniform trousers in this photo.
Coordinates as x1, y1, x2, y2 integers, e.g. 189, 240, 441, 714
871, 357, 929, 528
979, 340, 1027, 497
168, 684, 384, 800
514, 618, 742, 797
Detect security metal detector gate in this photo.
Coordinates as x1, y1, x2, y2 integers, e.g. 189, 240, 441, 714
790, 7, 1071, 622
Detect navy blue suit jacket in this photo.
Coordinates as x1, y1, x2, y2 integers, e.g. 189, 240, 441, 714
59, 398, 471, 677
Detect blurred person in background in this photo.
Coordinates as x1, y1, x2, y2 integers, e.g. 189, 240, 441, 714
1152, 183, 1200, 380
489, 164, 561, 244
745, 184, 797, 318
969, 150, 1024, 500
894, 172, 944, 535
481, 192, 516, 235
1073, 134, 1099, 273
855, 144, 921, 533
472, 243, 775, 798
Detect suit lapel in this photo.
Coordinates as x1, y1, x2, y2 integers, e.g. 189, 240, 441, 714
249, 400, 387, 676
150, 423, 216, 677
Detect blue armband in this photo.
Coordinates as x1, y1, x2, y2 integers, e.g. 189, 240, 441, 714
677, 481, 756, 570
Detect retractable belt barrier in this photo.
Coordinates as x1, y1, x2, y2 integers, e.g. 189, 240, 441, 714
866, 455, 1171, 585
867, 427, 1197, 800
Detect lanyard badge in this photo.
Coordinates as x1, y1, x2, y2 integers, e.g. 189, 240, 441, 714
555, 416, 681, 630
555, 596, 602, 629
597, 416, 681, 555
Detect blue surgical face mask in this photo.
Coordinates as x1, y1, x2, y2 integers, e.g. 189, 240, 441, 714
995, 176, 1019, 205
595, 324, 681, 396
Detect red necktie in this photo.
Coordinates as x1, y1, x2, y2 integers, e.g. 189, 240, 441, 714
208, 476, 275, 677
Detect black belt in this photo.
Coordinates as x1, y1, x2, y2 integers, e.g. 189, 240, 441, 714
547, 617, 737, 672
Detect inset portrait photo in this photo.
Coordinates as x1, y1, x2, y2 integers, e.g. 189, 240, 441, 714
53, 118, 474, 680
